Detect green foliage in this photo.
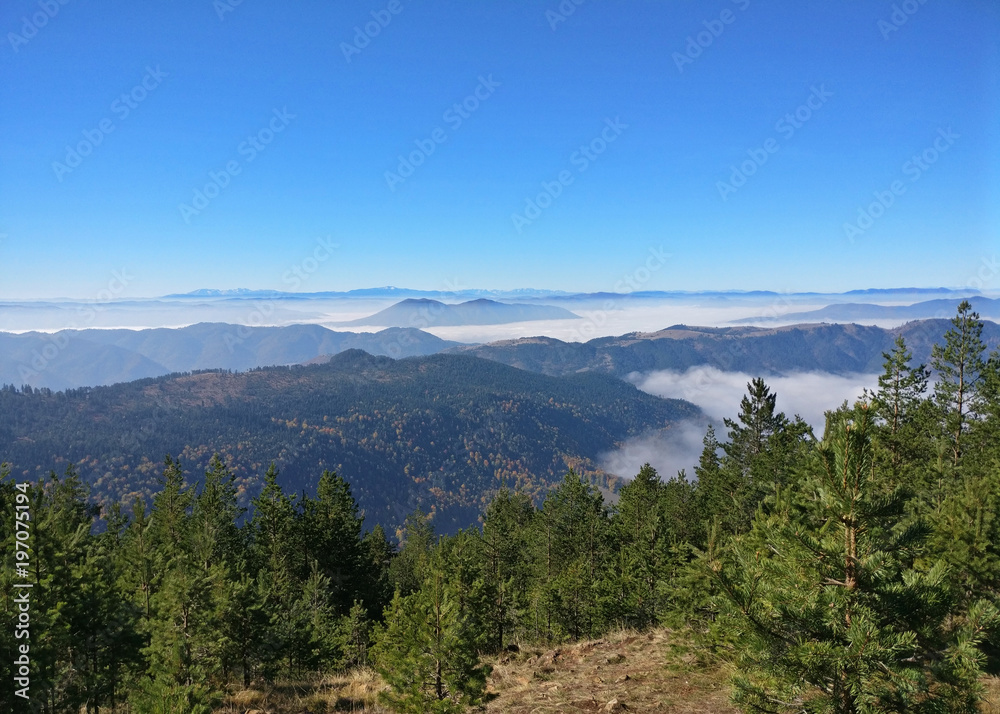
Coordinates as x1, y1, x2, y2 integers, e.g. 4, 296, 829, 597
480, 488, 535, 650
390, 509, 435, 596
932, 300, 990, 467
334, 600, 373, 671
712, 404, 999, 712
130, 676, 219, 714
866, 335, 932, 481
1, 300, 999, 712
610, 463, 675, 629
373, 566, 491, 714
702, 378, 814, 536
532, 470, 610, 641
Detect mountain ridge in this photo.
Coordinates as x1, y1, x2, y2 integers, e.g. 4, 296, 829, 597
335, 298, 578, 327
0, 351, 700, 532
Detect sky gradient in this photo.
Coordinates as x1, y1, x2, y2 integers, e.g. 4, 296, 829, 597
1, 0, 998, 299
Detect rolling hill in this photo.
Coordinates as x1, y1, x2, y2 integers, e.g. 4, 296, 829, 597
733, 296, 1000, 323
337, 298, 578, 327
0, 323, 459, 390
0, 351, 699, 532
446, 320, 1000, 377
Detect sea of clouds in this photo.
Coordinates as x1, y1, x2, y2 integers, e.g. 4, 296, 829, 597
599, 366, 880, 481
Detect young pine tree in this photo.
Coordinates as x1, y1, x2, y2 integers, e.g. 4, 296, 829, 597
611, 463, 668, 629
373, 562, 491, 714
867, 335, 931, 479
532, 470, 609, 641
719, 378, 813, 533
480, 488, 535, 651
248, 463, 299, 680
298, 470, 364, 615
143, 458, 228, 708
932, 300, 989, 468
712, 403, 998, 712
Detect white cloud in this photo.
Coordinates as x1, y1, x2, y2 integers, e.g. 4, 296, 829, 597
600, 367, 880, 481
598, 420, 708, 483
630, 366, 879, 432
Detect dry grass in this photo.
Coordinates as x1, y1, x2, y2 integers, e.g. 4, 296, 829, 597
214, 635, 1000, 713
983, 677, 1000, 713
483, 627, 737, 713
215, 667, 391, 713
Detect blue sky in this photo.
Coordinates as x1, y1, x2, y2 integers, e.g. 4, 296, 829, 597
1, 0, 997, 299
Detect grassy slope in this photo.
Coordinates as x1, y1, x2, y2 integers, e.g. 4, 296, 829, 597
216, 628, 737, 713
216, 627, 1000, 713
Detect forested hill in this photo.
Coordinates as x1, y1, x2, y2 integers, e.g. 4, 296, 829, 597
0, 350, 699, 531
448, 319, 1000, 377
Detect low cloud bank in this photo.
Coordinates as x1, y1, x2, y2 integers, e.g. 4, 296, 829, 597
600, 367, 879, 481
631, 367, 879, 432
598, 420, 709, 483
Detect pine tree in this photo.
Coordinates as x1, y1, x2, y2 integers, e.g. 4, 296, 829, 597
30, 466, 100, 712
480, 489, 535, 651
190, 455, 245, 573
693, 424, 738, 540
359, 523, 394, 617
248, 463, 299, 680
532, 470, 609, 641
143, 458, 228, 703
932, 300, 989, 467
867, 335, 931, 478
389, 509, 435, 597
611, 463, 668, 629
719, 379, 813, 532
299, 470, 364, 615
373, 562, 491, 713
284, 560, 340, 674
712, 403, 998, 712
120, 496, 156, 621
334, 600, 373, 671
220, 564, 267, 688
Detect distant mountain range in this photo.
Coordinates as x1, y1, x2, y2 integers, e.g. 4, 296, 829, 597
161, 286, 983, 302
165, 287, 575, 300
336, 298, 578, 327
5, 317, 998, 391
447, 320, 1000, 377
733, 296, 1000, 324
0, 324, 458, 390
0, 351, 699, 531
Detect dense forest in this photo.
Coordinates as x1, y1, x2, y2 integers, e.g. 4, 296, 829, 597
0, 350, 698, 532
3, 301, 1000, 713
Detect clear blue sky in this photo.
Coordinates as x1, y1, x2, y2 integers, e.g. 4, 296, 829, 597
1, 0, 997, 299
